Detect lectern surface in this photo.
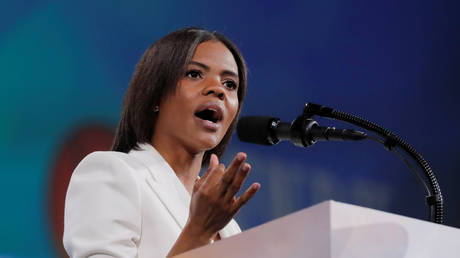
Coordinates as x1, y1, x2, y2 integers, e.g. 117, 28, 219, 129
175, 200, 460, 258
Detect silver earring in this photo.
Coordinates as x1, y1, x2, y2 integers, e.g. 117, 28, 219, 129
154, 106, 159, 112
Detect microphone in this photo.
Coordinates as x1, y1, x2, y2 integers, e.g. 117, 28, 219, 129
237, 116, 367, 147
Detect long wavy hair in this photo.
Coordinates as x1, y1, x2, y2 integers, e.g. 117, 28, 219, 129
111, 27, 247, 166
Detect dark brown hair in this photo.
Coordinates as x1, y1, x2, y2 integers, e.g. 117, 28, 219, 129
111, 27, 247, 166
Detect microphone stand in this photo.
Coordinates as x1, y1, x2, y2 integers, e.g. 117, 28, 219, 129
301, 102, 443, 224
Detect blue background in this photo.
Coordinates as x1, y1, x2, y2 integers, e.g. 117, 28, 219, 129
1, 1, 459, 257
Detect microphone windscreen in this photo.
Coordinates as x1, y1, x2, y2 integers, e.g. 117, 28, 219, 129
237, 116, 278, 145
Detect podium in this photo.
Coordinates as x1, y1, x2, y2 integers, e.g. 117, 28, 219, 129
175, 200, 460, 258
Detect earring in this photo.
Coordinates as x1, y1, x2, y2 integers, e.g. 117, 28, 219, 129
153, 106, 159, 112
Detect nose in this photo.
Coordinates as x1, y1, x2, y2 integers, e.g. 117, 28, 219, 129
203, 80, 225, 100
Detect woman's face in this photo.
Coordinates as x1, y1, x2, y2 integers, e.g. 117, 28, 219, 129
153, 40, 240, 154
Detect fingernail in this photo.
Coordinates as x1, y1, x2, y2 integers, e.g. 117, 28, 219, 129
237, 153, 244, 161
242, 164, 249, 172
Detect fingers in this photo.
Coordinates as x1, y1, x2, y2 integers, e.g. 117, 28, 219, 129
220, 152, 246, 187
190, 152, 260, 233
195, 152, 258, 209
223, 163, 250, 201
234, 183, 260, 210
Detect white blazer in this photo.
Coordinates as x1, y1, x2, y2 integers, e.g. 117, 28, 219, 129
63, 143, 241, 258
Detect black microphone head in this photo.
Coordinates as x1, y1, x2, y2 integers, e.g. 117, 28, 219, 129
237, 116, 280, 145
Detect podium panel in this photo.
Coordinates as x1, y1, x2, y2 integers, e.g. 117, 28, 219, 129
175, 200, 460, 258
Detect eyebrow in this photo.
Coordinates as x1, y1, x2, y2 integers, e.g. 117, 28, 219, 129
188, 61, 239, 79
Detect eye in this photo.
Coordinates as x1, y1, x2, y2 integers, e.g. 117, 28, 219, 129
185, 69, 203, 79
223, 80, 238, 90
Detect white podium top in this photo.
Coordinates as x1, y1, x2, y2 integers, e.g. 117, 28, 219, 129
175, 200, 460, 258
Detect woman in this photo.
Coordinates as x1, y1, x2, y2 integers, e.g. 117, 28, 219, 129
63, 27, 260, 257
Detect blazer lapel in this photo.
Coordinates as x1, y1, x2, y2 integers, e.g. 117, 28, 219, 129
129, 143, 242, 239
129, 143, 191, 230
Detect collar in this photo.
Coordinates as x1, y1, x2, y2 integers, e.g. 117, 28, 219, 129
129, 143, 191, 229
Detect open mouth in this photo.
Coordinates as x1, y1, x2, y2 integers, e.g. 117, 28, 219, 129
194, 106, 223, 124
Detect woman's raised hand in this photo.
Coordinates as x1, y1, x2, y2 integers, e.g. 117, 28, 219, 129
186, 153, 260, 241
167, 153, 259, 257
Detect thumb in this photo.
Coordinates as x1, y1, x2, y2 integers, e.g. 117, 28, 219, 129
209, 153, 219, 169
193, 154, 218, 192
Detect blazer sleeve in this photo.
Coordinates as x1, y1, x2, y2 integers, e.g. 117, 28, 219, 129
63, 152, 142, 258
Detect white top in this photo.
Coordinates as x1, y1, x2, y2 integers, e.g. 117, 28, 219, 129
63, 143, 241, 258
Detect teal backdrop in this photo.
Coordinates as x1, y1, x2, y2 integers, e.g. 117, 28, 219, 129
1, 1, 459, 257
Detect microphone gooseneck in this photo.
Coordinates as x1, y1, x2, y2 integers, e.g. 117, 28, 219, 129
236, 102, 443, 224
